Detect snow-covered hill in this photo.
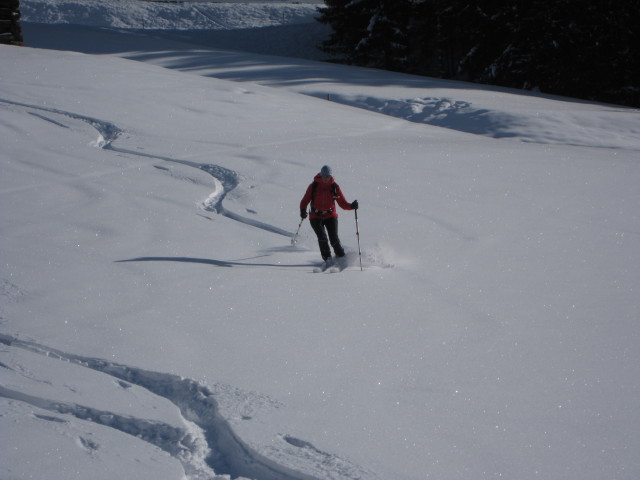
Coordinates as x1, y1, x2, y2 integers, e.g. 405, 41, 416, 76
2, 2, 640, 480
22, 0, 321, 30
21, 0, 329, 59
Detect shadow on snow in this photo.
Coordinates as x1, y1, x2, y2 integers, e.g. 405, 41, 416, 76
117, 256, 315, 269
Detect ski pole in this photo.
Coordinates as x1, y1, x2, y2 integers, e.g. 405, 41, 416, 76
291, 216, 305, 245
355, 209, 363, 271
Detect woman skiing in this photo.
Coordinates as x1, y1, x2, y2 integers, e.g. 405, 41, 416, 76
300, 165, 358, 265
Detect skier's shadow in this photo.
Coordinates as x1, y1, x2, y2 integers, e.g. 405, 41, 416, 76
116, 256, 313, 269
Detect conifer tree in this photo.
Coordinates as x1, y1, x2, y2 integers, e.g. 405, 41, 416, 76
317, 0, 372, 63
0, 0, 23, 46
352, 0, 413, 70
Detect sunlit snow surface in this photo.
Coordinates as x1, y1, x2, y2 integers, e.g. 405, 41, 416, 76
2, 2, 640, 479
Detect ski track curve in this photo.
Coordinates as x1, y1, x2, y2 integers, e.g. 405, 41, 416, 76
1, 334, 369, 480
0, 98, 123, 148
0, 98, 293, 238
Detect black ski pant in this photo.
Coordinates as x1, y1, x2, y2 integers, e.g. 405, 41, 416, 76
310, 217, 345, 260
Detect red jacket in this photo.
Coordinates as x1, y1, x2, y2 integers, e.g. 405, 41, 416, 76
300, 174, 354, 219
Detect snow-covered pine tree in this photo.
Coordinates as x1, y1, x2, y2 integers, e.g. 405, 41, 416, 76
317, 0, 371, 63
351, 0, 413, 70
318, 0, 412, 70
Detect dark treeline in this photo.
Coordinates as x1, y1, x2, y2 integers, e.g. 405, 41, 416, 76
317, 1, 639, 107
0, 0, 23, 46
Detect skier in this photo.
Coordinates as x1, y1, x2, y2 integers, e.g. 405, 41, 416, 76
300, 165, 358, 265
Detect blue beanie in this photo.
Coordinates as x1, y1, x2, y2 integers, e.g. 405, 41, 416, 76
320, 165, 332, 177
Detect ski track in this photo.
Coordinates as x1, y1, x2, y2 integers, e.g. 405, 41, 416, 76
0, 98, 293, 239
1, 334, 377, 480
0, 98, 123, 148
1, 384, 214, 478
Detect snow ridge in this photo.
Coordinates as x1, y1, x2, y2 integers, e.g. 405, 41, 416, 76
0, 334, 320, 480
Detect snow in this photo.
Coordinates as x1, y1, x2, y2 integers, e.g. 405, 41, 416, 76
22, 0, 320, 31
21, 0, 329, 59
2, 1, 640, 479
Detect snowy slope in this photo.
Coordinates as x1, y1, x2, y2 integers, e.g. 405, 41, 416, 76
21, 0, 329, 59
2, 4, 640, 480
21, 0, 323, 30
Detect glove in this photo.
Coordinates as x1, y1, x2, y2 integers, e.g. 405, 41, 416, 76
300, 210, 308, 219
351, 200, 359, 210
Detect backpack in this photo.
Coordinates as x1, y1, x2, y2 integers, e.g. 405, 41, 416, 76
310, 181, 339, 214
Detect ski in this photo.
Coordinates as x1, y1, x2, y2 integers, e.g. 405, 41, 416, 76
312, 257, 349, 273
313, 262, 330, 273
326, 258, 349, 273
328, 262, 347, 273
313, 258, 338, 273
